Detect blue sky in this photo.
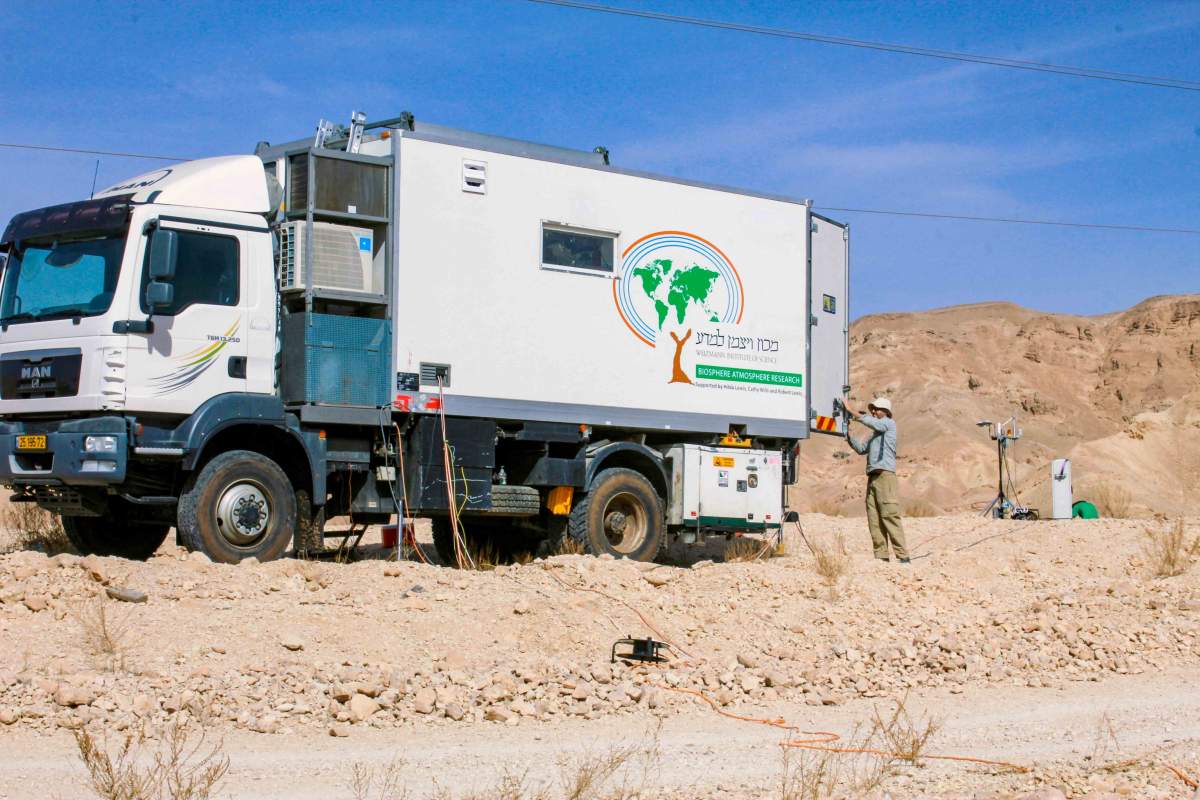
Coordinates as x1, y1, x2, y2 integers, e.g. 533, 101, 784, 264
1, 0, 1196, 318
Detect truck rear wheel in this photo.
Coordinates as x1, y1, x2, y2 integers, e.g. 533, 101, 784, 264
568, 468, 664, 560
61, 515, 168, 561
177, 450, 296, 564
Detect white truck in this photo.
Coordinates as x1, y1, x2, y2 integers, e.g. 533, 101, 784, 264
0, 113, 850, 563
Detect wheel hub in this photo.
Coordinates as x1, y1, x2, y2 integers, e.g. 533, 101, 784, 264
600, 492, 647, 554
215, 482, 271, 547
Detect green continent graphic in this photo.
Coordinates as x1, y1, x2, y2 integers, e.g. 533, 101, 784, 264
632, 258, 720, 330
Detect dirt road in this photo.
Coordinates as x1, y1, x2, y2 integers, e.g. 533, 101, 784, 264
1, 667, 1196, 799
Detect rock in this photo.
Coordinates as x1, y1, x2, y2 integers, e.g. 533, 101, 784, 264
328, 724, 351, 737
513, 599, 531, 615
382, 563, 403, 577
736, 652, 760, 669
445, 703, 466, 721
644, 570, 675, 587
22, 595, 48, 612
485, 706, 512, 722
132, 695, 155, 717
571, 682, 593, 700
331, 685, 353, 703
279, 635, 305, 652
1017, 790, 1067, 800
249, 715, 279, 734
590, 664, 612, 685
0, 708, 19, 724
764, 670, 792, 688
53, 685, 95, 708
80, 557, 109, 584
239, 557, 260, 567
347, 694, 379, 723
105, 587, 148, 604
188, 551, 211, 565
691, 559, 714, 570
413, 688, 436, 714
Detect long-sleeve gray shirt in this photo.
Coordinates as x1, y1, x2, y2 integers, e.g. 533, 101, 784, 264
847, 414, 897, 473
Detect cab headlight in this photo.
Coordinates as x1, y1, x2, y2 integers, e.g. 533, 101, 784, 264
84, 435, 118, 453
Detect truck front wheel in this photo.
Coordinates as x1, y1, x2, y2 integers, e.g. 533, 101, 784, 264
177, 450, 296, 564
568, 468, 664, 560
61, 514, 168, 561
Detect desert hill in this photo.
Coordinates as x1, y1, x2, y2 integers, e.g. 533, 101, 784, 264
791, 294, 1200, 517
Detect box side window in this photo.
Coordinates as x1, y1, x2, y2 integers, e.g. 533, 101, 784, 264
541, 224, 615, 274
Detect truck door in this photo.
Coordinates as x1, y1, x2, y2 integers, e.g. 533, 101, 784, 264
124, 219, 250, 415
807, 213, 849, 435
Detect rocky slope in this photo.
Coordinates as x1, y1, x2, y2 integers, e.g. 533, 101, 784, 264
792, 294, 1200, 517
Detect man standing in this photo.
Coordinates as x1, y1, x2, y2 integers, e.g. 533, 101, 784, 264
845, 397, 910, 563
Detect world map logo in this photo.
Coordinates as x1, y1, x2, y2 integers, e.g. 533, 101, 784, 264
612, 231, 744, 348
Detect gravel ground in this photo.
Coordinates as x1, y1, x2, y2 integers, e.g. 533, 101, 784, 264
0, 513, 1197, 799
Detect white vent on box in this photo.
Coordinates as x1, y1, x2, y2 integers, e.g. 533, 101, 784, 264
462, 159, 487, 194
278, 222, 376, 294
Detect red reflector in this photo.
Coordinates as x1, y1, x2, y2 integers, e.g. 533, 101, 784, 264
395, 394, 412, 411
425, 397, 442, 411
690, 511, 698, 517
766, 515, 772, 520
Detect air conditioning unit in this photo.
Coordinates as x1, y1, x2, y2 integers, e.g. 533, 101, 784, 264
278, 222, 376, 294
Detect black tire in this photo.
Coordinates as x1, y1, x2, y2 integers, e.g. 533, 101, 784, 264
177, 450, 296, 564
568, 467, 664, 561
61, 514, 169, 561
293, 490, 325, 558
489, 484, 541, 515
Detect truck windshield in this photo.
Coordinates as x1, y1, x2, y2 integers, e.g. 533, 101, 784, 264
0, 236, 125, 324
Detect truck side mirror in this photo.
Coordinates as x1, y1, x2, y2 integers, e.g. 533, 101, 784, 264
148, 228, 178, 281
145, 281, 174, 310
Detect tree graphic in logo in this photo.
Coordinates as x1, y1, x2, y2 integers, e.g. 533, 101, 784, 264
612, 232, 744, 383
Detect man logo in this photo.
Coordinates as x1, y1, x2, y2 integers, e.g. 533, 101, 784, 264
20, 365, 51, 380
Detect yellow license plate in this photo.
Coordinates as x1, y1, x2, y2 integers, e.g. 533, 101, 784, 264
16, 435, 46, 451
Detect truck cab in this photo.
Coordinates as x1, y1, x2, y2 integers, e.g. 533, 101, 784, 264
0, 157, 291, 559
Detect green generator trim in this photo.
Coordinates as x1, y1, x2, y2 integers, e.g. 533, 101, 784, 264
697, 516, 782, 529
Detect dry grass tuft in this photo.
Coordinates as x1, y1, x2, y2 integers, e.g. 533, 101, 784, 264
547, 535, 586, 557
810, 534, 850, 598
1092, 482, 1133, 518
779, 696, 940, 799
1, 499, 70, 555
808, 498, 846, 517
74, 718, 228, 800
348, 758, 408, 800
870, 694, 941, 766
75, 593, 132, 672
724, 537, 770, 563
902, 498, 938, 518
1142, 519, 1197, 578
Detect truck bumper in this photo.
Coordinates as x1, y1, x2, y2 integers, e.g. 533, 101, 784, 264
0, 418, 128, 486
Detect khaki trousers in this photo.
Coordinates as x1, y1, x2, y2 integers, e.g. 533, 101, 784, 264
866, 470, 908, 560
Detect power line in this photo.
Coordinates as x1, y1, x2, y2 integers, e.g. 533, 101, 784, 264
525, 0, 1200, 91
815, 206, 1200, 235
3, 139, 1196, 235
0, 142, 187, 161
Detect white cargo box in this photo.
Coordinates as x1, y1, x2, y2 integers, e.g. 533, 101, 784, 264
665, 444, 784, 530
388, 126, 848, 440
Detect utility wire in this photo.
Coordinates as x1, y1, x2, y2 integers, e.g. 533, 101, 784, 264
0, 142, 187, 161
4, 140, 1197, 235
525, 0, 1200, 91
815, 206, 1200, 235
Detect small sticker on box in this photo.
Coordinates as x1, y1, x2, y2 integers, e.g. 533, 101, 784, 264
717, 469, 729, 487
358, 236, 371, 252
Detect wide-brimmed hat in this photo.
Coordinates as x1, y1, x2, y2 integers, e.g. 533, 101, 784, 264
868, 397, 893, 415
